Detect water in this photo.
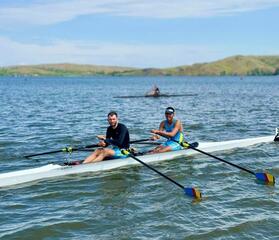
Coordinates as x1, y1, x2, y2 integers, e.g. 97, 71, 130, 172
0, 76, 278, 239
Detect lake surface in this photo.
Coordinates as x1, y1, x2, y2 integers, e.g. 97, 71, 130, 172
0, 76, 278, 239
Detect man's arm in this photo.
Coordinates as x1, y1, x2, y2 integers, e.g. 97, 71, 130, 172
152, 120, 182, 138
98, 127, 111, 147
150, 121, 164, 140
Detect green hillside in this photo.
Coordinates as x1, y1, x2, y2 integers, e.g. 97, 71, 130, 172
0, 63, 136, 77
1, 55, 279, 76
126, 55, 279, 76
164, 55, 279, 76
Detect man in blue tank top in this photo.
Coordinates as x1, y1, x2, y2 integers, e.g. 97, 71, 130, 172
83, 111, 130, 164
150, 107, 184, 153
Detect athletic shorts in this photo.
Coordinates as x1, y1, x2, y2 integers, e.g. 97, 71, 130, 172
111, 147, 129, 159
162, 140, 183, 151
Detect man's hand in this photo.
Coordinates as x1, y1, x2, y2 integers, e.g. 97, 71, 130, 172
98, 140, 106, 147
97, 135, 105, 140
150, 134, 160, 141
151, 129, 160, 135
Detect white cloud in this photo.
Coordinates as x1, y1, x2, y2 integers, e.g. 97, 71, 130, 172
0, 0, 279, 25
0, 36, 221, 67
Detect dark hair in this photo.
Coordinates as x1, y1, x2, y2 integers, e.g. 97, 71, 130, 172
107, 111, 118, 117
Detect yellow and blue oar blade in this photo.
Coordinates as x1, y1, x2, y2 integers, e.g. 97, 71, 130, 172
255, 172, 276, 185
184, 187, 202, 199
121, 149, 203, 199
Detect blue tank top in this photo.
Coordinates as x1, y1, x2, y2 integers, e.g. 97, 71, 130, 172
164, 120, 184, 143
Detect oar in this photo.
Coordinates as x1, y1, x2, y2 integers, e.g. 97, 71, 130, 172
132, 141, 161, 145
121, 149, 202, 199
24, 138, 152, 159
24, 144, 99, 158
130, 138, 151, 144
180, 141, 275, 185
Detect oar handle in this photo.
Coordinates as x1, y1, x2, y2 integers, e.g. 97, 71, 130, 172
132, 142, 161, 145
82, 144, 99, 149
130, 138, 151, 144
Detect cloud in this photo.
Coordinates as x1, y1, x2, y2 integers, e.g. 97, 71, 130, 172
0, 36, 221, 67
0, 0, 279, 26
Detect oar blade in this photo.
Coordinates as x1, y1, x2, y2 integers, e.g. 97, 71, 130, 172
255, 172, 276, 185
184, 187, 202, 199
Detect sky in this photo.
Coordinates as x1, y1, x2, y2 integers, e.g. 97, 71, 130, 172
0, 0, 279, 68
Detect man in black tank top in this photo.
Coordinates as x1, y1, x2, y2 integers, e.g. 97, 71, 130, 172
83, 111, 130, 164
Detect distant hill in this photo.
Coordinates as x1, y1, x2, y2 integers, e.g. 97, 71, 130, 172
1, 55, 279, 76
176, 55, 279, 76
0, 63, 136, 77
126, 55, 279, 76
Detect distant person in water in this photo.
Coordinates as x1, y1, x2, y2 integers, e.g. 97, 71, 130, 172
146, 85, 160, 97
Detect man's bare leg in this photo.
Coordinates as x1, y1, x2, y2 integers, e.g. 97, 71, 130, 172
83, 148, 115, 164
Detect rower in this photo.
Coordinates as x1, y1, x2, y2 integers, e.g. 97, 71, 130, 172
146, 85, 160, 97
83, 111, 130, 163
154, 85, 160, 96
149, 107, 184, 153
